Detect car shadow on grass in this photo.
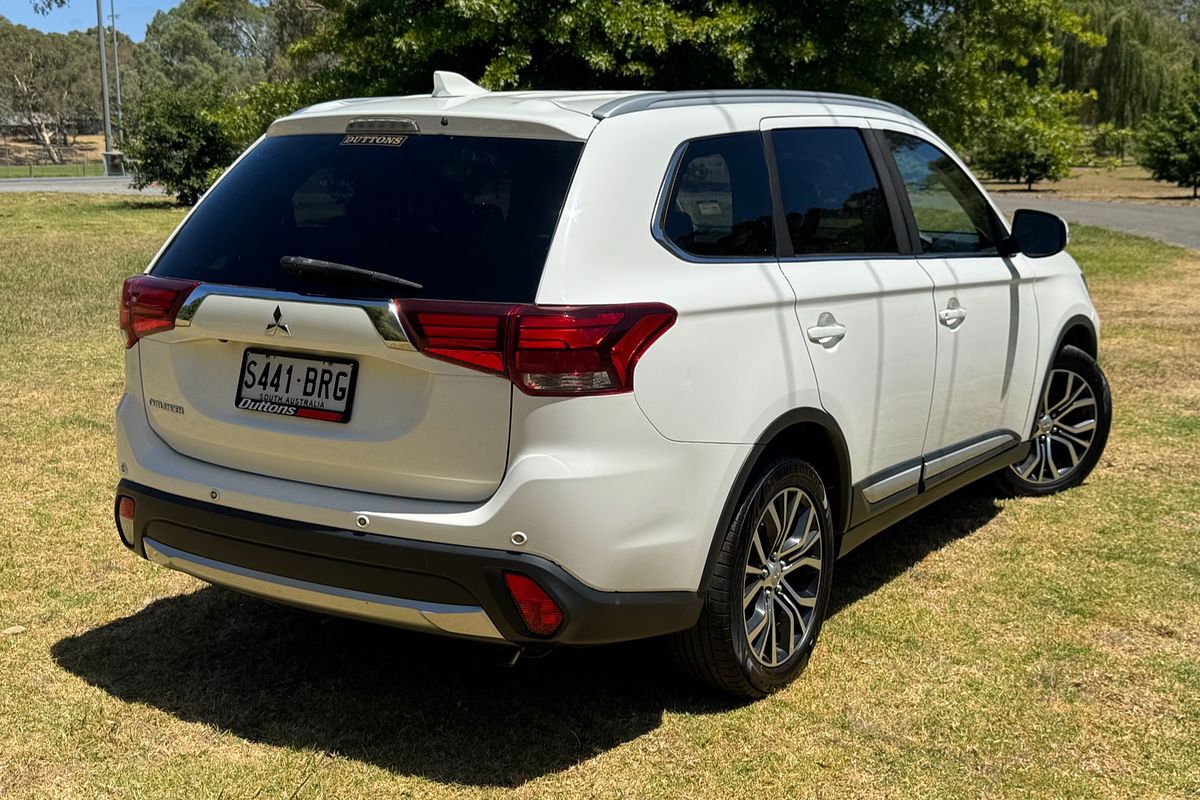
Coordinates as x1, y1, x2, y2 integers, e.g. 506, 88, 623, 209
828, 484, 1004, 617
51, 487, 1003, 787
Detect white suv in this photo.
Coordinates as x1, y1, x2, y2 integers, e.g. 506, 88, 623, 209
114, 72, 1111, 697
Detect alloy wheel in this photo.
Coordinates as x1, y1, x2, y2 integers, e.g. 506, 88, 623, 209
741, 487, 823, 667
1011, 368, 1099, 484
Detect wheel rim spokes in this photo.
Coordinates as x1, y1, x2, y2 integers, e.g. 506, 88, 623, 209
742, 487, 822, 667
1011, 368, 1098, 485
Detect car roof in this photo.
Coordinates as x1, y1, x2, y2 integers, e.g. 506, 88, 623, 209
269, 71, 924, 141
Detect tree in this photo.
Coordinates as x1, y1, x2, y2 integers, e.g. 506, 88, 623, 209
1060, 0, 1191, 128
974, 91, 1085, 189
210, 79, 317, 148
293, 0, 1097, 151
124, 85, 237, 204
0, 19, 101, 162
140, 7, 263, 93
1137, 79, 1200, 197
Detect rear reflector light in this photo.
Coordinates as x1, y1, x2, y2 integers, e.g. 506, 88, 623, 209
397, 301, 676, 396
120, 275, 200, 348
116, 495, 136, 547
502, 572, 564, 636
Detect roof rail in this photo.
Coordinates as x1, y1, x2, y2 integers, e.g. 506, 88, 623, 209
591, 90, 922, 125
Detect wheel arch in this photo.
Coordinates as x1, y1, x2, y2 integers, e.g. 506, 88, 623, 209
1056, 314, 1098, 360
698, 407, 851, 595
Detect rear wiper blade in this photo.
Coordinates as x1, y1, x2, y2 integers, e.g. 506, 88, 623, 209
280, 256, 424, 291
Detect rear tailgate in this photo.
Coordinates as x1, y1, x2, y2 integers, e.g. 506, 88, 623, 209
138, 289, 511, 501
133, 128, 583, 501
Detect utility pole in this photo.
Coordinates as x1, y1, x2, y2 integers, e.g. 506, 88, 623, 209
93, 0, 114, 173
109, 0, 123, 141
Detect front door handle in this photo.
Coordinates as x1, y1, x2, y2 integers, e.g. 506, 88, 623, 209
807, 312, 846, 346
938, 298, 966, 328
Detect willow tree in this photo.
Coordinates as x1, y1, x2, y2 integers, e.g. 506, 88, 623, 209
1061, 0, 1190, 127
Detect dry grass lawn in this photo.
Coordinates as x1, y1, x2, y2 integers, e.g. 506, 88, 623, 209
0, 193, 1197, 799
983, 164, 1200, 207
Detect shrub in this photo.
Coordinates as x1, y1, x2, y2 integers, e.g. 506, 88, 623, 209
124, 86, 238, 206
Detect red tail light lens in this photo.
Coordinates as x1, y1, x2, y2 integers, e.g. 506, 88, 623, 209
395, 300, 515, 375
120, 275, 200, 348
397, 301, 676, 396
502, 572, 564, 636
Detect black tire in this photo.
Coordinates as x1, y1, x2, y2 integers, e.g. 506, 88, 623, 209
672, 457, 835, 699
996, 344, 1112, 497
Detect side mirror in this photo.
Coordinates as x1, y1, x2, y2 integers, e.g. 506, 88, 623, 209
1003, 209, 1069, 258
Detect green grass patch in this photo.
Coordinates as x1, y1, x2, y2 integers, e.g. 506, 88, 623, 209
0, 193, 1198, 799
1068, 224, 1190, 281
0, 163, 106, 179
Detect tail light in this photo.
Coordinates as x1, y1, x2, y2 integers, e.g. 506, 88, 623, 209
502, 572, 564, 636
120, 275, 200, 348
398, 301, 676, 396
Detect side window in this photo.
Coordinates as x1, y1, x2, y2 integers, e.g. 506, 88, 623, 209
883, 131, 999, 255
662, 132, 774, 258
771, 127, 897, 256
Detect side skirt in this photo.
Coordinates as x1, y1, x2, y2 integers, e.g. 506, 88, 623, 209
837, 440, 1031, 558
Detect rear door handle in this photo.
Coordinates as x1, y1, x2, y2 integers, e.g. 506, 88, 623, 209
938, 299, 966, 328
807, 312, 846, 346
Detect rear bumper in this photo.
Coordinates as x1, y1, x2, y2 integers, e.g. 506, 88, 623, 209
116, 481, 703, 646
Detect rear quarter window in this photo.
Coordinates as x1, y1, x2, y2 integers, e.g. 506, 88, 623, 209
150, 134, 583, 302
660, 132, 774, 259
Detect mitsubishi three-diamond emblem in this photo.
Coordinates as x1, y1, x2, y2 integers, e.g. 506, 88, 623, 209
265, 305, 291, 337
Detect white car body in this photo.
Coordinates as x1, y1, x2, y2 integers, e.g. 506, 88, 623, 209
114, 74, 1100, 651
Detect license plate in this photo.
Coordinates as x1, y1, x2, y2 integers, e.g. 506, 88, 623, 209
236, 349, 358, 423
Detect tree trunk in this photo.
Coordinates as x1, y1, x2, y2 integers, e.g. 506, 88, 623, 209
12, 73, 62, 165
30, 119, 63, 165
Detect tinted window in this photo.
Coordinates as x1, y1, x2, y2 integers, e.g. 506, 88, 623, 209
883, 131, 999, 255
662, 132, 774, 258
151, 134, 583, 302
771, 128, 897, 255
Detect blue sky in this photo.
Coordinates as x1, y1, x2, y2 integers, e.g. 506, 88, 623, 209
2, 0, 181, 41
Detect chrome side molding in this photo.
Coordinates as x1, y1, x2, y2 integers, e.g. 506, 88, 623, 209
861, 431, 1021, 506
923, 432, 1018, 480
862, 464, 921, 504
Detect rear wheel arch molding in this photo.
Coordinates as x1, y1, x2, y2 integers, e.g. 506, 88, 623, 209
697, 407, 851, 595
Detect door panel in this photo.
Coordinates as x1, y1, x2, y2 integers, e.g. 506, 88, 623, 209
783, 259, 937, 482
764, 119, 937, 486
915, 255, 1039, 450
873, 124, 1040, 455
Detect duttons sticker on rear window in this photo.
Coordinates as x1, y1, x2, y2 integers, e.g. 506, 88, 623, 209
340, 134, 408, 147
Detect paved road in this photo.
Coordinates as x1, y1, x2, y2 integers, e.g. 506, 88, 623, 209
993, 195, 1200, 251
0, 176, 163, 195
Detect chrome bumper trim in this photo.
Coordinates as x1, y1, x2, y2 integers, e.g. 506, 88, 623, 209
143, 537, 503, 640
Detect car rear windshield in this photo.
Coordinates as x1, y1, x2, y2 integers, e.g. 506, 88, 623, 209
150, 133, 584, 302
